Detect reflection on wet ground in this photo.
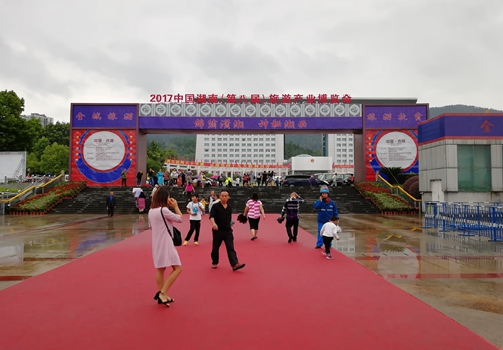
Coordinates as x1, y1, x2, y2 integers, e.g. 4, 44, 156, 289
299, 214, 503, 348
0, 213, 502, 347
0, 214, 149, 289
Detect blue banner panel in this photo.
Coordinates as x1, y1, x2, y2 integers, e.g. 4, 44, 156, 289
364, 105, 428, 129
419, 115, 503, 144
138, 116, 362, 131
72, 104, 137, 128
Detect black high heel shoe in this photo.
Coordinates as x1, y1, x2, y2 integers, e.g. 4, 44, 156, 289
158, 292, 171, 307
153, 291, 160, 301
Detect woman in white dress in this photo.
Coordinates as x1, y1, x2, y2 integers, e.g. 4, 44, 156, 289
148, 187, 184, 307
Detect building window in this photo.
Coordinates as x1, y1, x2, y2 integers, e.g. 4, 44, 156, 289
204, 137, 209, 141
259, 138, 263, 141
204, 143, 209, 146
211, 138, 215, 141
204, 149, 209, 152
271, 143, 275, 147
266, 138, 270, 141
229, 143, 234, 146
204, 154, 209, 157
218, 138, 222, 141
458, 145, 491, 191
217, 149, 222, 152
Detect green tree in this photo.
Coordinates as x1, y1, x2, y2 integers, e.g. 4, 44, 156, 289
26, 152, 41, 175
0, 90, 24, 119
42, 122, 70, 146
39, 143, 69, 174
32, 137, 51, 159
0, 90, 44, 152
147, 141, 177, 170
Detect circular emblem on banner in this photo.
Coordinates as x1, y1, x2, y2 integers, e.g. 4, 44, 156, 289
215, 104, 227, 116
275, 105, 286, 116
334, 104, 345, 116
185, 104, 196, 116
305, 105, 315, 116
320, 104, 330, 116
170, 104, 182, 116
260, 104, 271, 116
83, 131, 126, 171
155, 104, 167, 116
290, 104, 301, 116
245, 104, 256, 116
230, 104, 242, 116
349, 104, 360, 116
201, 104, 212, 116
375, 131, 418, 170
140, 104, 152, 116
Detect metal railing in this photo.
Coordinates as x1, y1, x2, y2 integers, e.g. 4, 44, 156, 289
0, 174, 65, 215
424, 202, 503, 242
376, 175, 422, 212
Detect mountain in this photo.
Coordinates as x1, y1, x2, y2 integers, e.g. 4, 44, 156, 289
429, 105, 503, 118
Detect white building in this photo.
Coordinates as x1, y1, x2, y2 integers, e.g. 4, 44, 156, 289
195, 134, 284, 165
20, 113, 54, 127
287, 155, 333, 175
323, 133, 355, 171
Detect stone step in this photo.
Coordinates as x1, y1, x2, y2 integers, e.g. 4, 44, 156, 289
49, 186, 380, 215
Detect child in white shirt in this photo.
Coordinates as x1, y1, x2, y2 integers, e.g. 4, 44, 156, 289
320, 215, 341, 260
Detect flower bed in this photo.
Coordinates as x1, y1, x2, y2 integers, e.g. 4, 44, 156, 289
355, 182, 417, 214
11, 182, 86, 214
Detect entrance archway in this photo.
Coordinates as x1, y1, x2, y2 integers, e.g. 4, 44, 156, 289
69, 100, 428, 185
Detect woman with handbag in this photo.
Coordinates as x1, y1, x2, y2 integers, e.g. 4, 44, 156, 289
148, 186, 184, 307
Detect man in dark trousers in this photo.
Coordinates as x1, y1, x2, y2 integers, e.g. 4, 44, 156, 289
106, 191, 117, 217
209, 191, 245, 271
136, 170, 143, 186
280, 192, 304, 243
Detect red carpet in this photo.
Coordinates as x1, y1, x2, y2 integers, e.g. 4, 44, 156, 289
0, 214, 498, 349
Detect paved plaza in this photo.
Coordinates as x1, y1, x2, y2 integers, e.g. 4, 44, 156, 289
0, 213, 502, 347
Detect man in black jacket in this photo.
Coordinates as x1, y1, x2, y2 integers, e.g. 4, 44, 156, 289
209, 191, 245, 271
106, 191, 117, 217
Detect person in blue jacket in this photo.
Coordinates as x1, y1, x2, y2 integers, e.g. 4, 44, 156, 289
313, 186, 338, 249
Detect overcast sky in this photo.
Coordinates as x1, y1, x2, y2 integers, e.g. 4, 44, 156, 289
1, 0, 502, 123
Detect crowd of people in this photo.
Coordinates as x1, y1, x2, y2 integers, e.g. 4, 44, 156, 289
119, 168, 284, 189
145, 184, 340, 308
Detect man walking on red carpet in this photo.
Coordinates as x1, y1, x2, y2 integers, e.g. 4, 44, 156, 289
280, 192, 304, 243
209, 191, 245, 271
313, 186, 338, 249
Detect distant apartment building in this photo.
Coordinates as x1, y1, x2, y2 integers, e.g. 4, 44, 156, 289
322, 134, 354, 166
20, 113, 54, 127
194, 134, 284, 165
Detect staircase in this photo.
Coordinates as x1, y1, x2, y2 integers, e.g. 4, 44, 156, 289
49, 185, 379, 215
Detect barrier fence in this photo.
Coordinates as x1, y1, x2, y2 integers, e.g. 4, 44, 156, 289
424, 202, 503, 242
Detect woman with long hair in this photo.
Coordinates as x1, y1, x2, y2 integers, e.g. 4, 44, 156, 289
148, 186, 183, 307
243, 192, 266, 240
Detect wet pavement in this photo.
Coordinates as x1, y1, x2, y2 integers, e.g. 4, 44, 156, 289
0, 213, 502, 347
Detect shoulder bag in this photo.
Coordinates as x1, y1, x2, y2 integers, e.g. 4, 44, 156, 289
160, 207, 182, 246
